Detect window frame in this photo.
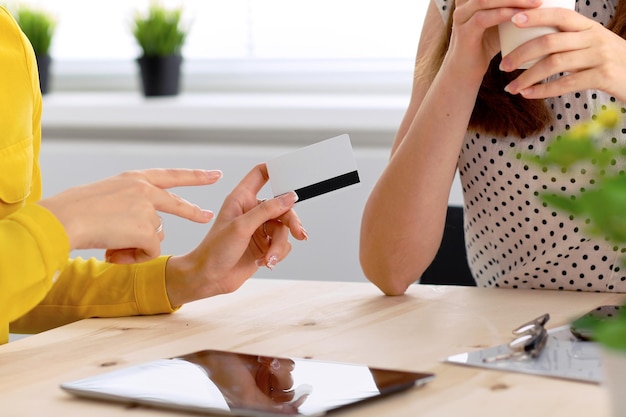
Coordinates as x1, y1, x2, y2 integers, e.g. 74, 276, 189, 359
50, 57, 416, 94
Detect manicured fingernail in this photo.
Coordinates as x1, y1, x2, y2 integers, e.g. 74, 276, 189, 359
266, 255, 278, 270
512, 12, 528, 25
499, 57, 511, 71
206, 170, 223, 180
301, 225, 309, 240
520, 86, 534, 96
504, 81, 517, 94
202, 210, 214, 219
278, 191, 299, 206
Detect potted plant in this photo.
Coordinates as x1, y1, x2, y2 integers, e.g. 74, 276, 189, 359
131, 1, 189, 97
524, 107, 626, 416
13, 4, 57, 95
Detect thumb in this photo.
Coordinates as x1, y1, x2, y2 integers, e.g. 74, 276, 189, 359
254, 192, 299, 223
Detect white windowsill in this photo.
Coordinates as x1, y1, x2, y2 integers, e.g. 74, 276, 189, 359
41, 91, 409, 146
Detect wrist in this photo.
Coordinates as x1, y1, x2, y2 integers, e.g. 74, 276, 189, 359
165, 254, 196, 307
37, 199, 80, 250
440, 48, 492, 89
165, 252, 220, 306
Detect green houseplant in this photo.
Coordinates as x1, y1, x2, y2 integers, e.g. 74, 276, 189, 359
525, 106, 626, 317
524, 106, 626, 416
13, 4, 57, 94
131, 1, 189, 97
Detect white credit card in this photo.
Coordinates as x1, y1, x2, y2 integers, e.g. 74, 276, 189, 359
266, 134, 360, 202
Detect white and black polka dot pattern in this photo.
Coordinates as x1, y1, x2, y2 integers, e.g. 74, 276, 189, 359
433, 0, 626, 291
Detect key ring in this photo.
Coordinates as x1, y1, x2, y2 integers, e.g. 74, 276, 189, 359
483, 313, 550, 363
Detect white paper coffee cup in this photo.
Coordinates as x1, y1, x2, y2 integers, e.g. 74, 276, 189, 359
498, 0, 575, 69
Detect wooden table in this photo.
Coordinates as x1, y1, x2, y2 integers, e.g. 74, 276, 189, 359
1, 279, 623, 417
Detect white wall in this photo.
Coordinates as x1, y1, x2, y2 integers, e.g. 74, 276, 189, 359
39, 138, 389, 283
40, 136, 465, 283
39, 92, 464, 283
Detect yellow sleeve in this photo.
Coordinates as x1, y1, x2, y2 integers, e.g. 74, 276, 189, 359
0, 4, 52, 344
10, 255, 176, 334
3, 203, 176, 336
0, 5, 177, 342
0, 205, 69, 333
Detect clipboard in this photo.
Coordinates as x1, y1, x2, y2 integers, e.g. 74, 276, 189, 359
444, 325, 603, 384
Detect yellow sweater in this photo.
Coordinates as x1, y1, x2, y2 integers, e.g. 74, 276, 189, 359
0, 7, 175, 345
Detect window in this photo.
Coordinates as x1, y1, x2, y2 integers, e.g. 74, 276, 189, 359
31, 1, 429, 92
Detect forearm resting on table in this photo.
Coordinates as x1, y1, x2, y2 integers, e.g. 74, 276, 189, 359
360, 64, 482, 295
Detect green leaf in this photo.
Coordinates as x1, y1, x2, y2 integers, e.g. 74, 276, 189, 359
582, 177, 626, 242
13, 6, 56, 55
595, 317, 626, 351
540, 135, 597, 168
131, 1, 189, 56
539, 193, 583, 215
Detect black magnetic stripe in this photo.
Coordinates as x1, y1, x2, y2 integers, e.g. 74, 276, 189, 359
293, 170, 360, 202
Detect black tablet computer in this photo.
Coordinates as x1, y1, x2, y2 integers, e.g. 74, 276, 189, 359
61, 349, 434, 417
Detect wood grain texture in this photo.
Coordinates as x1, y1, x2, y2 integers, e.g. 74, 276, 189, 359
1, 279, 623, 417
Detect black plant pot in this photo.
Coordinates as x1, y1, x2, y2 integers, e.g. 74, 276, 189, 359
137, 55, 182, 97
35, 54, 51, 95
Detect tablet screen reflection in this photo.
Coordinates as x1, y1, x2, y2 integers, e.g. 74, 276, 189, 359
182, 350, 381, 415
61, 349, 431, 416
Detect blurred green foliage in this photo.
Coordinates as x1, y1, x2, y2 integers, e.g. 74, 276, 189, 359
131, 1, 189, 57
523, 106, 626, 350
14, 4, 56, 55
522, 106, 626, 246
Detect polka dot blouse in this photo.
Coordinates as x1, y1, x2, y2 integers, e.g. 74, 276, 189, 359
433, 0, 626, 291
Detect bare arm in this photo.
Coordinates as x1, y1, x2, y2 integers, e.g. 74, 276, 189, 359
360, 0, 526, 295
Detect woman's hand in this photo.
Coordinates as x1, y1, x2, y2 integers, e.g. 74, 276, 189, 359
446, 0, 543, 79
38, 169, 221, 263
500, 7, 626, 102
165, 163, 308, 305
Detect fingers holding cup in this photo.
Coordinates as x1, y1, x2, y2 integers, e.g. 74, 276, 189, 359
498, 0, 576, 69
